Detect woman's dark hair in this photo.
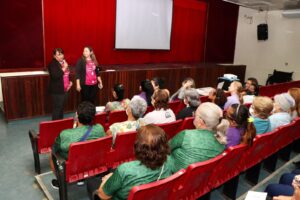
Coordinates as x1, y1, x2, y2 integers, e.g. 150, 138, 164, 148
140, 79, 154, 106
247, 77, 259, 87
246, 83, 259, 96
228, 104, 256, 146
152, 77, 165, 89
77, 101, 96, 125
113, 83, 125, 101
214, 89, 227, 109
53, 48, 64, 56
134, 124, 170, 170
82, 46, 99, 66
152, 89, 169, 110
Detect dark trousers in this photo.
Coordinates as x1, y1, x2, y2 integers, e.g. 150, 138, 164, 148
51, 93, 67, 120
265, 169, 300, 197
81, 85, 98, 105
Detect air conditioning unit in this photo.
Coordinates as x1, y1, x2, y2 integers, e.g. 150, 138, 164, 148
282, 9, 300, 18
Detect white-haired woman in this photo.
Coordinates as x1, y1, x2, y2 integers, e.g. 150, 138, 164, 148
106, 96, 147, 142
269, 93, 295, 131
176, 88, 201, 120
170, 102, 229, 172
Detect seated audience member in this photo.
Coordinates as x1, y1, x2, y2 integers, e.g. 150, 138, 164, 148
250, 96, 273, 134
104, 83, 130, 112
51, 101, 106, 188
151, 77, 165, 91
170, 77, 195, 101
288, 88, 300, 119
176, 88, 200, 120
224, 81, 243, 110
221, 104, 256, 149
269, 93, 295, 131
136, 79, 154, 106
265, 169, 300, 199
143, 89, 176, 125
106, 96, 147, 142
244, 77, 259, 95
87, 125, 174, 200
170, 102, 228, 172
208, 88, 227, 109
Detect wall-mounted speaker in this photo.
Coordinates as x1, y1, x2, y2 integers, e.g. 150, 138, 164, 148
257, 24, 268, 40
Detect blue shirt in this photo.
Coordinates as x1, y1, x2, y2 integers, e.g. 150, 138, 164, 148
269, 112, 292, 131
253, 117, 271, 135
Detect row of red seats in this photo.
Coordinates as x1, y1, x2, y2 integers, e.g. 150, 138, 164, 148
52, 117, 300, 200
259, 80, 300, 97
127, 117, 300, 200
29, 116, 195, 174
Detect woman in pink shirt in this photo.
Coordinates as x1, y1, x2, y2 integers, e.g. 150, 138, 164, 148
76, 46, 103, 104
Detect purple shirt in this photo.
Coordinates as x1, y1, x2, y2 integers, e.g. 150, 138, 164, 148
224, 94, 240, 110
137, 92, 147, 102
225, 127, 245, 149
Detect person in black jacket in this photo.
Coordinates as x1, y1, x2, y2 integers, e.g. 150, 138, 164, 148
48, 48, 72, 120
76, 46, 103, 104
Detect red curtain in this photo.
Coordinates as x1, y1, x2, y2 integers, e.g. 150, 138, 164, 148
43, 0, 207, 66
0, 0, 44, 70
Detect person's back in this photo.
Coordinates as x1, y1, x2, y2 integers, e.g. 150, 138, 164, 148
144, 108, 175, 124
250, 96, 273, 135
53, 124, 105, 159
102, 158, 173, 200
143, 89, 176, 125
269, 93, 295, 131
269, 112, 292, 131
170, 129, 224, 172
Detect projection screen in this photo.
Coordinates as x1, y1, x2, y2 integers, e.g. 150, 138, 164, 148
115, 0, 173, 50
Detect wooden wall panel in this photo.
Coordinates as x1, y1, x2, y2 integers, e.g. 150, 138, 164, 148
1, 64, 246, 121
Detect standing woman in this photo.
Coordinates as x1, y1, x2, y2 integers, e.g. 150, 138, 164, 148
48, 48, 72, 120
76, 46, 103, 104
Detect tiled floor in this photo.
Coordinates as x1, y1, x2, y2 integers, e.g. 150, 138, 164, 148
0, 111, 298, 200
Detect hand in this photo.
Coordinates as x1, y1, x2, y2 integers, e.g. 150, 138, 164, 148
76, 84, 81, 92
62, 60, 69, 71
98, 82, 103, 89
273, 195, 293, 200
67, 81, 73, 91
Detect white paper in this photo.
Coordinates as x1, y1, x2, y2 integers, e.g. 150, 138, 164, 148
96, 106, 105, 113
245, 191, 267, 200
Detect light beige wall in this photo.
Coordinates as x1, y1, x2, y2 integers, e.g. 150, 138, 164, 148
234, 7, 300, 85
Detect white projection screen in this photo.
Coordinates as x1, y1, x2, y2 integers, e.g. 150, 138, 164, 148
115, 0, 173, 50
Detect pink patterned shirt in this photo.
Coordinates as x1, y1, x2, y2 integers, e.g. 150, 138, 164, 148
85, 59, 97, 85
60, 61, 70, 92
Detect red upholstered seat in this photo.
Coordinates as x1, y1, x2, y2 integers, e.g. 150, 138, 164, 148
94, 112, 107, 126
52, 136, 113, 200
28, 117, 74, 173
156, 119, 183, 140
175, 154, 223, 200
209, 144, 248, 189
168, 100, 181, 115
106, 110, 128, 129
128, 169, 186, 200
110, 131, 137, 168
178, 117, 195, 132
65, 136, 113, 183
240, 133, 273, 172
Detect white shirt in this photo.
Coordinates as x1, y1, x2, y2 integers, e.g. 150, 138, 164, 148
143, 108, 176, 125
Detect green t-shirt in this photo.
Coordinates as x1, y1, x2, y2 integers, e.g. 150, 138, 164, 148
52, 124, 105, 159
169, 129, 225, 172
103, 157, 174, 200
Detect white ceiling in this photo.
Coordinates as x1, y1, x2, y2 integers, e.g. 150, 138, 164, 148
223, 0, 300, 11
